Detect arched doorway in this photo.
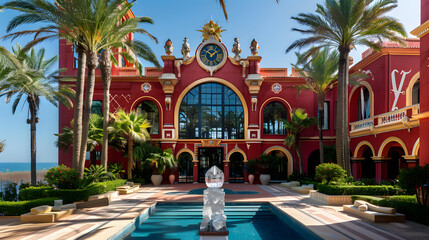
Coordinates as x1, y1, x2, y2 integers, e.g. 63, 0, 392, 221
361, 147, 375, 179
387, 147, 406, 180
267, 150, 288, 181
229, 152, 244, 183
307, 150, 320, 178
178, 152, 193, 183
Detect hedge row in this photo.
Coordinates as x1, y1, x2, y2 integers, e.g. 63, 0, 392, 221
317, 184, 398, 196
20, 179, 127, 203
351, 195, 429, 225
0, 198, 57, 216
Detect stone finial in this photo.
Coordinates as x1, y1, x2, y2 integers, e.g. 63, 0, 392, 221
164, 39, 173, 55
250, 39, 259, 56
232, 37, 241, 61
181, 37, 191, 61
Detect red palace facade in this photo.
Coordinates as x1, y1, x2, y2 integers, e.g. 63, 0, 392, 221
58, 7, 429, 183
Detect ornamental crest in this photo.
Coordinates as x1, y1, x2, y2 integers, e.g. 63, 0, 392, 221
198, 18, 225, 42
272, 83, 282, 94
141, 82, 152, 93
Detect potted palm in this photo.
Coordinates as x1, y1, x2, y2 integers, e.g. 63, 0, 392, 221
246, 158, 258, 184
145, 149, 177, 186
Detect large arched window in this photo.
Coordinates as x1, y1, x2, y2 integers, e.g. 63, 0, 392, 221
358, 87, 370, 120
412, 78, 420, 105
179, 83, 244, 139
263, 102, 287, 135
137, 100, 159, 134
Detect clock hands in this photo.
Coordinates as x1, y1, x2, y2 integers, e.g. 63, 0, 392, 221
209, 49, 220, 57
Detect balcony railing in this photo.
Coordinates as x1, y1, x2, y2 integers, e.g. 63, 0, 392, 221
350, 104, 420, 132
350, 118, 373, 131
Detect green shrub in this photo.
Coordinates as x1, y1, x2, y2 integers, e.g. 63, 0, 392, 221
45, 165, 80, 189
84, 165, 116, 182
20, 180, 127, 203
3, 182, 18, 201
351, 195, 429, 225
299, 180, 320, 189
318, 184, 398, 195
85, 179, 127, 197
133, 178, 147, 185
287, 171, 311, 182
389, 195, 417, 204
397, 165, 429, 205
315, 163, 346, 184
0, 197, 56, 216
19, 186, 53, 201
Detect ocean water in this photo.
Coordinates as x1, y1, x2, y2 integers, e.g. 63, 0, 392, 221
0, 162, 58, 173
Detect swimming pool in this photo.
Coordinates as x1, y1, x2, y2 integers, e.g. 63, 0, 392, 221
122, 202, 321, 240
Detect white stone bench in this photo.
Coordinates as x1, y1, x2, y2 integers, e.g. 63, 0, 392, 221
88, 191, 119, 201
280, 181, 300, 189
343, 205, 405, 222
290, 184, 314, 194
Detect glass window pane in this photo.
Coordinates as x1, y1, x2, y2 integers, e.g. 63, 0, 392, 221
137, 101, 159, 134
263, 102, 287, 135
179, 83, 244, 139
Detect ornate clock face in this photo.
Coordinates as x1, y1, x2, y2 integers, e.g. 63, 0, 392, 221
199, 44, 224, 66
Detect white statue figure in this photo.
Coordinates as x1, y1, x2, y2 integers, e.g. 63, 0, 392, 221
164, 39, 173, 55
232, 37, 241, 61
200, 165, 227, 232
250, 38, 259, 56
181, 37, 191, 61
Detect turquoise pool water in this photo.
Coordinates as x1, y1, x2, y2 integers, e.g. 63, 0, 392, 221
127, 202, 321, 240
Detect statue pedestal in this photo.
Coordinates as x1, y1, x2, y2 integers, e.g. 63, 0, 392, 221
199, 229, 229, 240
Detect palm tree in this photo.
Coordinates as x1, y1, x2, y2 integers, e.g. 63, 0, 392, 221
0, 45, 74, 186
293, 47, 338, 164
1, 0, 159, 177
56, 114, 125, 166
110, 109, 150, 180
286, 0, 406, 175
98, 6, 160, 170
145, 149, 177, 175
0, 140, 5, 154
283, 108, 317, 174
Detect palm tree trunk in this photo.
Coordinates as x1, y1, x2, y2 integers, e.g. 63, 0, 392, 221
296, 134, 303, 174
78, 51, 98, 178
72, 44, 87, 170
29, 97, 37, 186
128, 136, 133, 180
336, 46, 351, 176
318, 95, 325, 164
100, 48, 112, 170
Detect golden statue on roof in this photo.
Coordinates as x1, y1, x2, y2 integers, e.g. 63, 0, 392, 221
198, 18, 225, 42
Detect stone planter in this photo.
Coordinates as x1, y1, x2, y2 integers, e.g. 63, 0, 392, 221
309, 190, 352, 205
169, 174, 175, 185
260, 174, 270, 185
248, 174, 255, 184
151, 174, 163, 186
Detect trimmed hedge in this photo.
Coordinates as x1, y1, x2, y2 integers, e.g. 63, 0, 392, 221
351, 195, 429, 225
317, 184, 398, 195
0, 198, 57, 216
20, 179, 127, 203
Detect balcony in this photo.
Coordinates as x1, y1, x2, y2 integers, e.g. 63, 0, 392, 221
350, 104, 420, 137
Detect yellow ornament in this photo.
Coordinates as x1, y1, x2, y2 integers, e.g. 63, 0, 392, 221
197, 18, 226, 42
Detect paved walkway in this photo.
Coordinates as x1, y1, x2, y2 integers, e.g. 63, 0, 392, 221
0, 183, 428, 240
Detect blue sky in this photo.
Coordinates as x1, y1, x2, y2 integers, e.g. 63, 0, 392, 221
0, 0, 421, 163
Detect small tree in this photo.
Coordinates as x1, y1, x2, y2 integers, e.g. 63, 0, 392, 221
397, 165, 429, 206
283, 108, 317, 174
315, 163, 346, 184
145, 149, 177, 175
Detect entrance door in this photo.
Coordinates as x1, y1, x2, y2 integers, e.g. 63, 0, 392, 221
229, 152, 244, 183
198, 148, 224, 183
